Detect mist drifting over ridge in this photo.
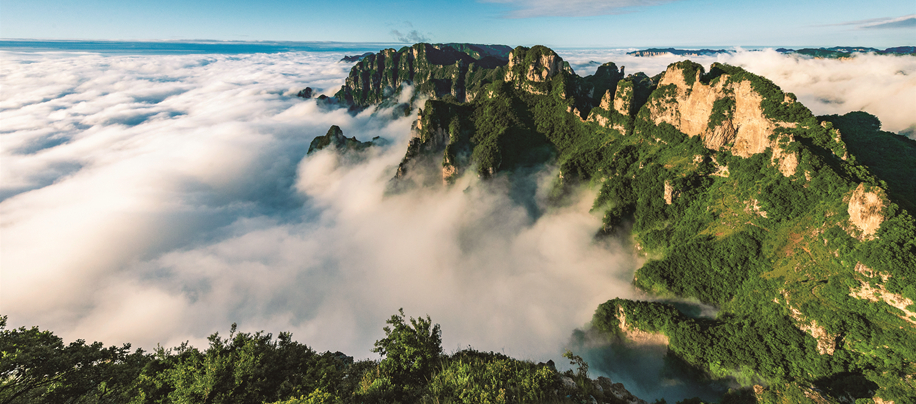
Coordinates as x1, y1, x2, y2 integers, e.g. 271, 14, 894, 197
0, 49, 641, 361
1, 45, 914, 367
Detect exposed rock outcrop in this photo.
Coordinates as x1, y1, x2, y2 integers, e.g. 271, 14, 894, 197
663, 181, 678, 205
850, 281, 916, 325
778, 291, 838, 355
612, 82, 633, 116
505, 46, 565, 83
847, 183, 886, 240
647, 62, 799, 176
744, 199, 768, 218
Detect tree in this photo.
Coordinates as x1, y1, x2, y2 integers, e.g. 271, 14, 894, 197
562, 350, 588, 379
372, 309, 442, 392
0, 315, 145, 404
160, 324, 341, 404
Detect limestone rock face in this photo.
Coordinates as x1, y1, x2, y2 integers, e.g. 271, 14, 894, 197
598, 89, 613, 110
663, 181, 678, 205
613, 82, 634, 116
706, 119, 736, 150
530, 53, 561, 82
647, 62, 798, 176
850, 265, 916, 325
847, 183, 886, 239
850, 279, 916, 325
506, 47, 563, 83
651, 64, 720, 139
441, 164, 458, 184
730, 80, 775, 157
779, 291, 837, 355
504, 45, 574, 94
505, 51, 518, 82
771, 143, 799, 177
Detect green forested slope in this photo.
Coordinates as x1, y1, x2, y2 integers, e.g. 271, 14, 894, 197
380, 44, 916, 403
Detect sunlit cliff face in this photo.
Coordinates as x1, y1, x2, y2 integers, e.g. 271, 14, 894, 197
1, 48, 913, 362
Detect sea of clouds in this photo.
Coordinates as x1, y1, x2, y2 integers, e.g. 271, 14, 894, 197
0, 50, 641, 363
1, 48, 914, 379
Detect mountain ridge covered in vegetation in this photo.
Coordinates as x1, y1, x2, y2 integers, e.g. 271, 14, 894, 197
327, 42, 916, 403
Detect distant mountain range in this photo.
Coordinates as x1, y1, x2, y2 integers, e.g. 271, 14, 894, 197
628, 46, 916, 58
626, 48, 731, 57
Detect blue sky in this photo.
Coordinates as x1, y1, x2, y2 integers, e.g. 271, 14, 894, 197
1, 0, 913, 47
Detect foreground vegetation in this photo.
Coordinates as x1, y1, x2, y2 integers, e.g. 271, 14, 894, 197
1, 312, 668, 404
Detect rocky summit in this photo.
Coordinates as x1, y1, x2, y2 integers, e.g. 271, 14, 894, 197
316, 43, 916, 403
307, 125, 387, 155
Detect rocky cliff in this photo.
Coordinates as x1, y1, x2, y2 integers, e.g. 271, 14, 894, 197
333, 43, 512, 109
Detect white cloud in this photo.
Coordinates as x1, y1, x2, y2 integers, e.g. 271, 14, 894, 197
0, 50, 638, 360
480, 0, 681, 18
827, 14, 916, 30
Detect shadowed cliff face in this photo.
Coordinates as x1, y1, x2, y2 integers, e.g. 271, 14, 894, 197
333, 43, 512, 108
1, 50, 649, 366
